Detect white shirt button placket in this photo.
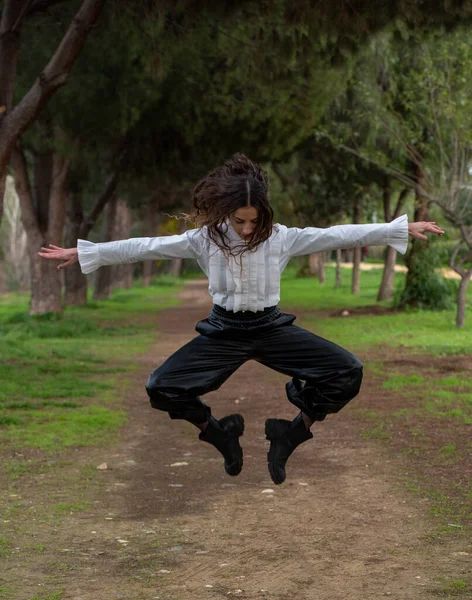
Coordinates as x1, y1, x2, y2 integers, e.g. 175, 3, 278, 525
240, 255, 248, 311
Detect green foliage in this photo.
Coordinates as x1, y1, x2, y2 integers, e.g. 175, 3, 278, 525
396, 244, 457, 310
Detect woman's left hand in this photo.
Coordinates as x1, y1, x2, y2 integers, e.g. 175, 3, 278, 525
408, 221, 445, 241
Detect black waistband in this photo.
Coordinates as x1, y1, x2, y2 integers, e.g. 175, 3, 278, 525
211, 304, 280, 324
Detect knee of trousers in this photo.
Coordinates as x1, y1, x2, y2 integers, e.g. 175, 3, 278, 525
341, 362, 364, 400
286, 362, 363, 418
145, 373, 210, 422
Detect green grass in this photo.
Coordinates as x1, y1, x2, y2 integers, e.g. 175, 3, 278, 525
0, 278, 182, 456
280, 266, 472, 356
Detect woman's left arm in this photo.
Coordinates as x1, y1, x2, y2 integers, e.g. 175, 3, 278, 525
407, 221, 445, 240
285, 215, 444, 258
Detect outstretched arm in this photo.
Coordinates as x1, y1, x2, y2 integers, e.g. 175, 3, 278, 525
38, 245, 79, 270
285, 215, 444, 258
38, 230, 204, 274
407, 221, 444, 240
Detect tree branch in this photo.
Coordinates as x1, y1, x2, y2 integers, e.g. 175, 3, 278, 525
80, 143, 129, 238
48, 142, 69, 241
1, 0, 106, 162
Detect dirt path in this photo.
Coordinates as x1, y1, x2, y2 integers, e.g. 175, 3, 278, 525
5, 281, 470, 600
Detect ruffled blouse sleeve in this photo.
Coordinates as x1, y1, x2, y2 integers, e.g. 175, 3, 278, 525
77, 229, 204, 275
284, 214, 409, 258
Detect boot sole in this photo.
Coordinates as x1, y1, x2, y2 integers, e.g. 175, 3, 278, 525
223, 414, 244, 476
229, 413, 245, 436
265, 419, 287, 485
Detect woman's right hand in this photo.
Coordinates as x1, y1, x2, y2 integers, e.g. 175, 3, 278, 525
38, 245, 79, 270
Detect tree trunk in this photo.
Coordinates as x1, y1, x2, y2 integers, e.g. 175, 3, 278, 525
351, 198, 361, 295
169, 256, 184, 277
319, 253, 325, 284
352, 247, 361, 295
456, 271, 471, 328
111, 199, 133, 289
308, 253, 325, 283
64, 191, 87, 305
402, 162, 431, 306
63, 148, 129, 304
29, 248, 63, 314
142, 194, 159, 287
377, 246, 397, 301
11, 143, 67, 315
93, 195, 117, 301
34, 147, 53, 235
377, 185, 409, 302
1, 175, 30, 290
335, 249, 342, 288
169, 221, 186, 277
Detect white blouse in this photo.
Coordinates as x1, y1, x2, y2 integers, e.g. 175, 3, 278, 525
78, 214, 409, 313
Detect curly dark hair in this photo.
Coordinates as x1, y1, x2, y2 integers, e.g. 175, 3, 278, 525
190, 153, 274, 256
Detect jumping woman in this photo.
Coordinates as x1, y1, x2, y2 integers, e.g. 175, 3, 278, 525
39, 154, 444, 484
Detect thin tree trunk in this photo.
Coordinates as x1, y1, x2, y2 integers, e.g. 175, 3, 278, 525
456, 272, 471, 328
377, 246, 397, 301
142, 194, 159, 287
351, 199, 361, 295
64, 191, 87, 305
378, 186, 409, 302
1, 174, 30, 290
34, 147, 53, 235
93, 195, 117, 301
308, 253, 325, 283
352, 247, 361, 295
319, 253, 325, 284
111, 199, 133, 289
335, 249, 342, 288
169, 221, 186, 276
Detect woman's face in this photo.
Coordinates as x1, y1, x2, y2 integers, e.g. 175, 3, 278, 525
229, 206, 259, 240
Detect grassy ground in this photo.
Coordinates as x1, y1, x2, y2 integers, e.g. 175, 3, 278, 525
281, 265, 472, 355
0, 277, 182, 458
281, 265, 472, 550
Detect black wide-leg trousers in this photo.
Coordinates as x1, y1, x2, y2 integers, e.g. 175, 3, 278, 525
145, 305, 363, 423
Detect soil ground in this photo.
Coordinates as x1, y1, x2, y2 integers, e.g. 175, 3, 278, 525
1, 281, 471, 600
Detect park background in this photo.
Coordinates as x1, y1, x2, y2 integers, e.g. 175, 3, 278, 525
0, 1, 471, 599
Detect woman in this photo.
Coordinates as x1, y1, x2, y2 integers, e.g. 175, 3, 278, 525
39, 153, 444, 484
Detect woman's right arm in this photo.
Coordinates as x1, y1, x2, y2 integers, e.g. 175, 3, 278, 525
39, 229, 203, 274
38, 245, 79, 270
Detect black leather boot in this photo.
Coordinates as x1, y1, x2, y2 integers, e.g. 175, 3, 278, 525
199, 414, 245, 476
265, 412, 313, 485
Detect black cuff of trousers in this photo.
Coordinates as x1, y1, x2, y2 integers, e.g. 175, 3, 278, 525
168, 405, 212, 423
148, 390, 211, 423
285, 380, 328, 421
